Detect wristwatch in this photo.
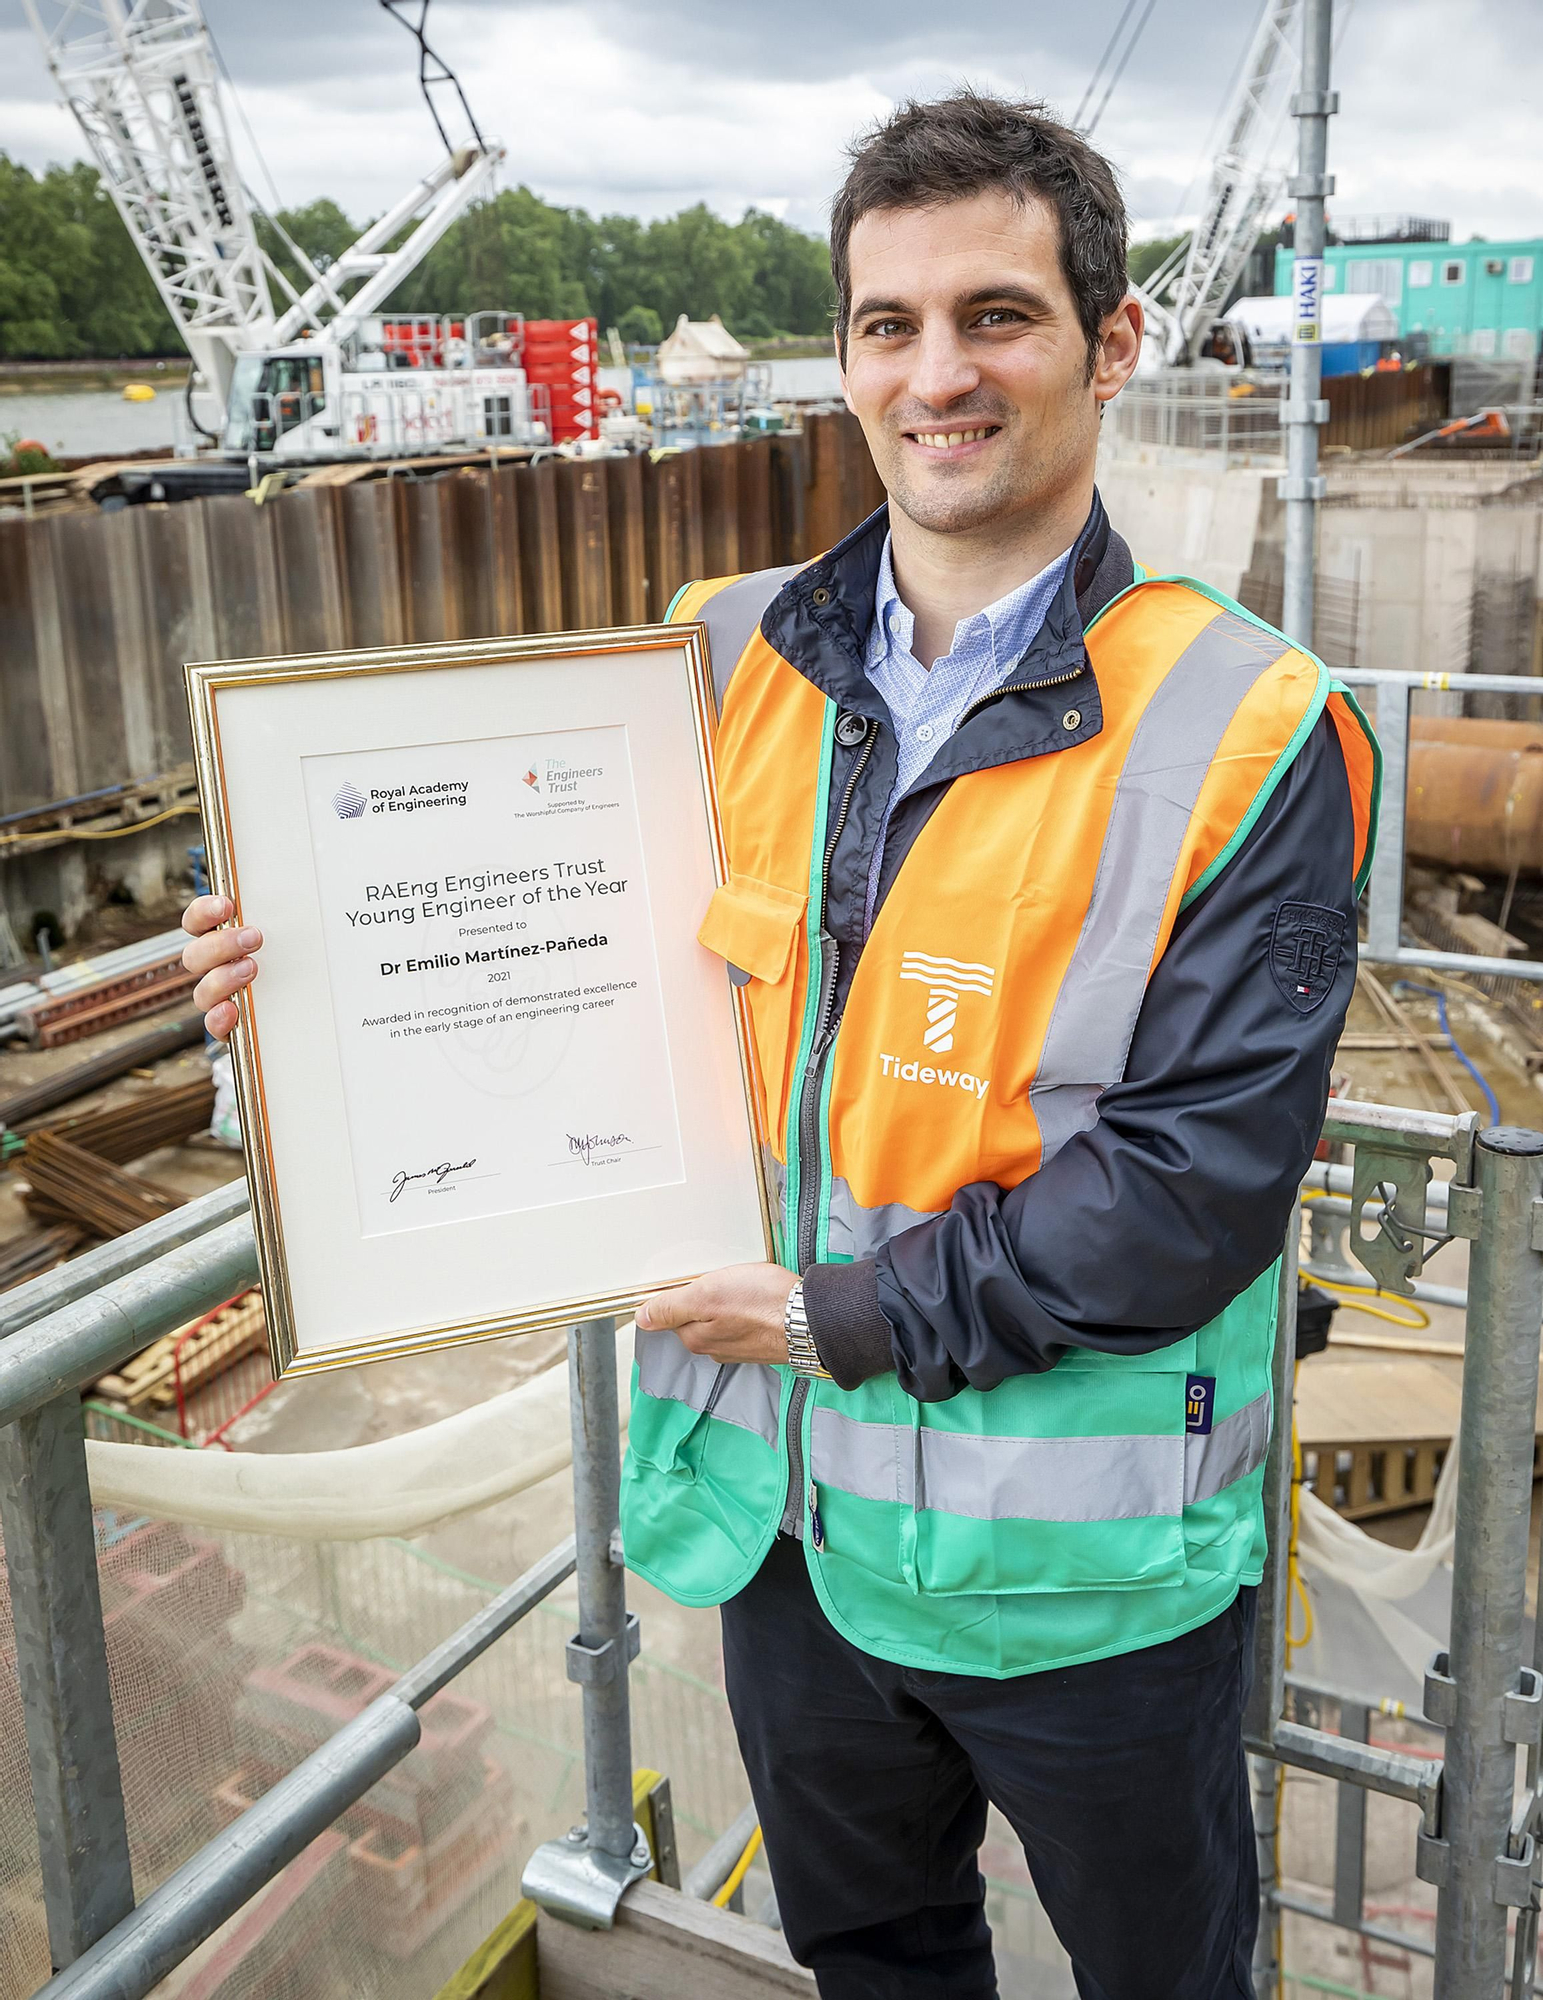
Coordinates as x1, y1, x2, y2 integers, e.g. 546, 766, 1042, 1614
783, 1280, 830, 1378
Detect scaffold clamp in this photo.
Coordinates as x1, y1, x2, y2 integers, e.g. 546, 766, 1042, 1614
565, 1608, 642, 1686
522, 1818, 655, 1929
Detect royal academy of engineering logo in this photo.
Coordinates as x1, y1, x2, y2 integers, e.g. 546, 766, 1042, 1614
331, 781, 367, 821
898, 950, 994, 1054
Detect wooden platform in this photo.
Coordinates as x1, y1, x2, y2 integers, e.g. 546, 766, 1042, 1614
1295, 1357, 1543, 1518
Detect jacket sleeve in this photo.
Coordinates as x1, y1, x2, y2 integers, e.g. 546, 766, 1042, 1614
801, 711, 1358, 1401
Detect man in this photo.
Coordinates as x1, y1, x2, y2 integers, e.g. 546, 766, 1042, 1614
185, 92, 1375, 2000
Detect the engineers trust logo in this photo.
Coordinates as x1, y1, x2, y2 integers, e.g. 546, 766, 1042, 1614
331, 781, 367, 821
522, 769, 540, 792
898, 950, 994, 1054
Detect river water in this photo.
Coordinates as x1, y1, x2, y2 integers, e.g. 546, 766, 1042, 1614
4, 355, 846, 462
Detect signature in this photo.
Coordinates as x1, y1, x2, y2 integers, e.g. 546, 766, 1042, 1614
390, 1158, 477, 1202
568, 1131, 632, 1165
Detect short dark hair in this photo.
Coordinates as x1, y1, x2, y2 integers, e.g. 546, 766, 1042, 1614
830, 90, 1129, 373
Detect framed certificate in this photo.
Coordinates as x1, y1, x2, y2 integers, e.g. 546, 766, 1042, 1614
187, 625, 774, 1377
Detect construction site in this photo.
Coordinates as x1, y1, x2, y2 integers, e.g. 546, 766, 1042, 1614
2, 0, 1543, 1997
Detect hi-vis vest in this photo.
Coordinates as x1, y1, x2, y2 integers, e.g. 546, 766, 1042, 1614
621, 569, 1378, 1678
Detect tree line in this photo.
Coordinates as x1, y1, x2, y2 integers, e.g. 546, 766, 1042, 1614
0, 154, 836, 360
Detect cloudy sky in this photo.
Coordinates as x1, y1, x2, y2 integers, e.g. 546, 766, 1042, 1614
3, 0, 1540, 245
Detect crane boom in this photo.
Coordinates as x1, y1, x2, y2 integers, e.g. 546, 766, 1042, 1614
22, 0, 276, 403
1145, 0, 1303, 364
26, 0, 506, 430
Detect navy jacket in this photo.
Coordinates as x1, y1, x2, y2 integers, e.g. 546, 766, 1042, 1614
775, 495, 1358, 1400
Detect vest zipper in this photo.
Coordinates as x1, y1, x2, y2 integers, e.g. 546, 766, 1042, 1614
955, 661, 1087, 731
780, 717, 873, 1539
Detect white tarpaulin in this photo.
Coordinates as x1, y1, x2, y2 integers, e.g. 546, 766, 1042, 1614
85, 1321, 634, 1539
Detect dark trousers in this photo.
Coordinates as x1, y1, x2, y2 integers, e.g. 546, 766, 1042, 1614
719, 1533, 1258, 2000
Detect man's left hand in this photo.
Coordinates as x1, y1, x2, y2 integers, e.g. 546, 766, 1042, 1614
635, 1263, 798, 1365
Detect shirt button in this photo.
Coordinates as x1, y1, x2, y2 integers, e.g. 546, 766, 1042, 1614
1062, 708, 1082, 731
915, 723, 935, 743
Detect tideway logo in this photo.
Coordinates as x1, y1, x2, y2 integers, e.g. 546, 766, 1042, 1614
898, 950, 994, 1053
877, 950, 996, 1100
331, 781, 367, 821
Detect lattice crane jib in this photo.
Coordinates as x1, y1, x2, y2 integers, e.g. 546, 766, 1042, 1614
22, 0, 277, 401
1146, 0, 1304, 366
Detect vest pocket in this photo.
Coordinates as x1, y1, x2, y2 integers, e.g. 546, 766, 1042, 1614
698, 873, 808, 1140
698, 874, 806, 982
914, 1345, 1194, 1594
810, 1357, 1195, 1598
627, 1372, 726, 1483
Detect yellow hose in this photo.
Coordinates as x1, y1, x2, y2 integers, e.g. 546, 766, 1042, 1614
0, 802, 201, 848
1308, 1276, 1431, 1331
712, 1823, 764, 1908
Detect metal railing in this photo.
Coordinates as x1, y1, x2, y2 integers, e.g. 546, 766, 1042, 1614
1248, 1099, 1543, 2000
1349, 667, 1543, 986
1104, 370, 1285, 467
0, 1185, 650, 1995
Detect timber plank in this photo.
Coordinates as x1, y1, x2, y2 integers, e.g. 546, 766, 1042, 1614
536, 1879, 816, 2000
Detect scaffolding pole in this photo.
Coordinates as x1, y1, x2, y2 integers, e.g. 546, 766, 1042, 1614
1280, 0, 1336, 646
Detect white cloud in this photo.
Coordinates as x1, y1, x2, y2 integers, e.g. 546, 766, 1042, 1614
3, 0, 1540, 246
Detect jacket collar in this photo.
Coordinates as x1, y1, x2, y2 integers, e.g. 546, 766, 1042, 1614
762, 489, 1121, 727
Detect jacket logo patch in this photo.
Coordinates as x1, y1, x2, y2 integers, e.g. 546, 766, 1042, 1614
1185, 1375, 1215, 1435
1269, 902, 1346, 1014
899, 951, 994, 1054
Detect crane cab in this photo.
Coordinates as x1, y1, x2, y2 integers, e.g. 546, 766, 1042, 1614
219, 314, 551, 462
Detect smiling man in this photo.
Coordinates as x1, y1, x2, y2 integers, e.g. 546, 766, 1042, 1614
180, 90, 1378, 2000
621, 93, 1378, 2000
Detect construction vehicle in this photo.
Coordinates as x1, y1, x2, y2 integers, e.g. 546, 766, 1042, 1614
22, 0, 562, 461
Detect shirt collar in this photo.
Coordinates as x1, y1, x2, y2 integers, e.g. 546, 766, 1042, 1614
872, 531, 1076, 675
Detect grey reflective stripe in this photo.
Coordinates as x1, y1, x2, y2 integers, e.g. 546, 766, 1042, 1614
826, 1176, 943, 1261
1185, 1391, 1272, 1504
695, 565, 805, 709
633, 1325, 780, 1447
809, 1388, 1270, 1523
1030, 607, 1293, 1166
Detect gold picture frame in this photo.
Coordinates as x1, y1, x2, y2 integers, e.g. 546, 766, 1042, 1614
187, 624, 775, 1378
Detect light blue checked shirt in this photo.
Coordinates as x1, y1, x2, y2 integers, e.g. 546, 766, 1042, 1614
863, 532, 1073, 926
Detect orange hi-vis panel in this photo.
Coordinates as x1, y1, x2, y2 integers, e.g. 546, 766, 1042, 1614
699, 579, 1374, 1227
621, 569, 1379, 1677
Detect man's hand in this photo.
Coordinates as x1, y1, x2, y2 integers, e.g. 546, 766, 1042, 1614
182, 894, 263, 1042
635, 1263, 799, 1366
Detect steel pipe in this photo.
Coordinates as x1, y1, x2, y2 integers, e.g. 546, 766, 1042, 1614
0, 1179, 251, 1345
1434, 1128, 1543, 2000
393, 1535, 575, 1708
0, 1399, 133, 1971
682, 1803, 760, 1904
1279, 0, 1334, 647
1251, 1719, 1440, 1810
0, 1214, 258, 1429
568, 1314, 639, 1866
1407, 731, 1543, 876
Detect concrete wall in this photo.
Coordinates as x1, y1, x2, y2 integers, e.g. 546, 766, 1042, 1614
1096, 449, 1543, 704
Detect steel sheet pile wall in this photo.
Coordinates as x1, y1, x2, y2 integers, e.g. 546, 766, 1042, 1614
0, 415, 886, 824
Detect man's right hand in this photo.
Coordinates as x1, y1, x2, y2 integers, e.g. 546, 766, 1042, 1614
182, 895, 263, 1042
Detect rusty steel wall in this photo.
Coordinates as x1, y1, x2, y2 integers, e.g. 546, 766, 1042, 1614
0, 414, 886, 822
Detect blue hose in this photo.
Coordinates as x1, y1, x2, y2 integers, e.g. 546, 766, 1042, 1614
1391, 981, 1502, 1127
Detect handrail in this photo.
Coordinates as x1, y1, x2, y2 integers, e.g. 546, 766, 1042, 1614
0, 1214, 259, 1429
0, 1179, 250, 1344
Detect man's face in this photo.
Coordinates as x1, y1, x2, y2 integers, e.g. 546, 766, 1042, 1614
838, 189, 1132, 538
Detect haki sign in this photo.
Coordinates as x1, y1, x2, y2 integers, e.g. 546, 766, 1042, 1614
1292, 258, 1324, 344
